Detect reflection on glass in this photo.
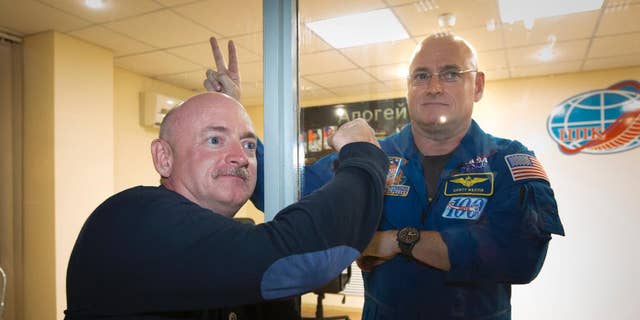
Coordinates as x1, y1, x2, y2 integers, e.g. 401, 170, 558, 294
298, 0, 638, 318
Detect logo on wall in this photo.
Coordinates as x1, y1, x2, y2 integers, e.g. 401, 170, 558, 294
547, 80, 640, 155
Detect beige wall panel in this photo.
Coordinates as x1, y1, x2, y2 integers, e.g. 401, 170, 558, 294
23, 31, 57, 320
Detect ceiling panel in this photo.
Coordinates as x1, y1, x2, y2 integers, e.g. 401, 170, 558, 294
432, 0, 500, 30
477, 50, 508, 71
239, 81, 263, 105
304, 69, 378, 88
394, 0, 499, 37
155, 0, 201, 7
0, 0, 90, 35
167, 40, 261, 69
454, 26, 505, 52
383, 79, 409, 92
483, 67, 510, 80
299, 0, 386, 22
511, 61, 582, 78
300, 50, 358, 75
384, 0, 416, 5
172, 0, 262, 37
589, 33, 640, 58
239, 61, 263, 83
114, 51, 201, 76
583, 54, 640, 71
597, 2, 640, 36
69, 26, 155, 56
502, 11, 599, 47
364, 63, 409, 81
299, 26, 332, 54
106, 10, 215, 48
0, 0, 637, 102
300, 78, 337, 104
40, 0, 161, 23
508, 40, 589, 67
330, 82, 396, 98
392, 4, 444, 36
340, 39, 417, 68
232, 32, 262, 56
156, 69, 206, 91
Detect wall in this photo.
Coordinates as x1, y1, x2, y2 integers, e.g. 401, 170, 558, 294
23, 32, 57, 320
475, 67, 640, 319
0, 40, 24, 320
23, 31, 114, 319
113, 67, 193, 192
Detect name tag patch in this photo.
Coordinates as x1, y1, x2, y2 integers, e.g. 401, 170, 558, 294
385, 184, 410, 197
442, 197, 487, 220
444, 172, 494, 196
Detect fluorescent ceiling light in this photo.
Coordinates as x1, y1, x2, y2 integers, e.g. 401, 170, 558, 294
498, 0, 604, 26
306, 9, 409, 49
85, 0, 106, 9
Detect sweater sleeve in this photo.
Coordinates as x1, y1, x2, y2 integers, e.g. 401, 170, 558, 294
65, 142, 388, 317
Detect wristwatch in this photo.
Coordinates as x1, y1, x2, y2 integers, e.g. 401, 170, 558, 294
397, 227, 420, 258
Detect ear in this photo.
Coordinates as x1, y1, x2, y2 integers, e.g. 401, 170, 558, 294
151, 139, 174, 178
473, 71, 485, 102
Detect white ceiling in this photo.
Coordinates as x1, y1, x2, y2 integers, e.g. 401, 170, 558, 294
1, 0, 639, 106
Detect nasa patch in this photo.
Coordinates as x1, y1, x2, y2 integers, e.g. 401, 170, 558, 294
442, 197, 487, 220
547, 80, 640, 154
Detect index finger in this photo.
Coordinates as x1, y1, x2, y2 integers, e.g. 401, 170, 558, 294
209, 37, 228, 72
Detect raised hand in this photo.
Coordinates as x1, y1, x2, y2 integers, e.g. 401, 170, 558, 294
204, 37, 241, 100
329, 118, 381, 152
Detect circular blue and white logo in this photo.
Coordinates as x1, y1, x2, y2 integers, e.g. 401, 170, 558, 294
547, 80, 640, 155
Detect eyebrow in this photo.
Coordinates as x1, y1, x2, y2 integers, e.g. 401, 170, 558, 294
411, 64, 463, 73
202, 126, 258, 140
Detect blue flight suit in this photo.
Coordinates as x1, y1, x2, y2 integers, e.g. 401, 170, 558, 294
304, 120, 565, 319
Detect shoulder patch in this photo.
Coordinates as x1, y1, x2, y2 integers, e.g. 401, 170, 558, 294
385, 156, 410, 197
504, 154, 549, 183
386, 156, 405, 186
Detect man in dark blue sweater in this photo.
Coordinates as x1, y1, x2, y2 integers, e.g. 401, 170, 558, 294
64, 92, 388, 319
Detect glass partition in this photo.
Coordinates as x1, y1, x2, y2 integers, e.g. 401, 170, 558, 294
297, 0, 640, 319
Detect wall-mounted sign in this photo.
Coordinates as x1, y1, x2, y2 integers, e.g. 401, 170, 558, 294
301, 97, 409, 163
547, 80, 640, 155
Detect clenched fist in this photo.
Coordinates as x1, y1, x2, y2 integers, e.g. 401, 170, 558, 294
329, 118, 380, 152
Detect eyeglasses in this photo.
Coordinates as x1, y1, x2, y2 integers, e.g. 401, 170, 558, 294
409, 69, 478, 86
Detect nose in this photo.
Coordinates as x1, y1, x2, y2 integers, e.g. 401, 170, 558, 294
226, 142, 249, 167
425, 76, 443, 96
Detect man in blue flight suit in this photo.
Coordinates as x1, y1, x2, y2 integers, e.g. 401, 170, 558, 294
206, 34, 565, 319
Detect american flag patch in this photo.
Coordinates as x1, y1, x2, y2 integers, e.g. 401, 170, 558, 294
504, 154, 549, 183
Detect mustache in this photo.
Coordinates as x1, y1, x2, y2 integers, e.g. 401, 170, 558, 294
213, 167, 250, 180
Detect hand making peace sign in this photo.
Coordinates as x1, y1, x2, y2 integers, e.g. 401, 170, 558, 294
203, 37, 241, 101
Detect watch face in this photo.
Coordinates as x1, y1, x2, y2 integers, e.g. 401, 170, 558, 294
398, 227, 420, 243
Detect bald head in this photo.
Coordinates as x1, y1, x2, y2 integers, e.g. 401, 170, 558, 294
151, 92, 258, 216
410, 33, 479, 70
159, 92, 251, 143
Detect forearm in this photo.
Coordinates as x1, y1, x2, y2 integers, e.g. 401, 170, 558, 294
413, 231, 451, 271
363, 230, 450, 271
